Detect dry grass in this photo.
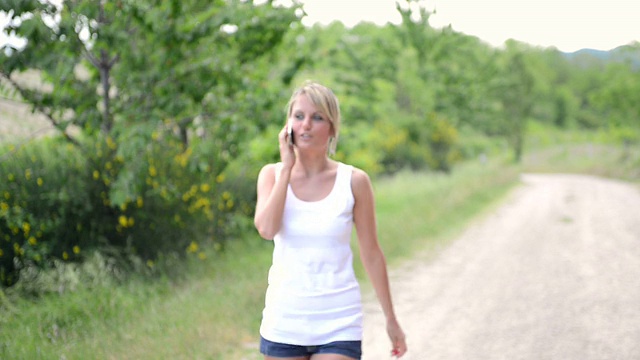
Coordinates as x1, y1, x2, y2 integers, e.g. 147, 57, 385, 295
0, 70, 57, 143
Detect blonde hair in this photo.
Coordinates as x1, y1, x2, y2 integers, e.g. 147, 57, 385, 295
286, 81, 341, 155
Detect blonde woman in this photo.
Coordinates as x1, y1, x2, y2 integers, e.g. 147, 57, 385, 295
254, 81, 407, 360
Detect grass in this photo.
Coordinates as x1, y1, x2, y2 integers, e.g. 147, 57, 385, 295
2, 241, 274, 360
524, 123, 640, 183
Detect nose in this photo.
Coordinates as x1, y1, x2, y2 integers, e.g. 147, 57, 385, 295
302, 116, 313, 129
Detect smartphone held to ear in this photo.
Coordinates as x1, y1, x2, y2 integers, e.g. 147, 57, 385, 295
287, 123, 295, 146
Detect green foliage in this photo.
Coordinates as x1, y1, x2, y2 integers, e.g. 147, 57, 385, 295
0, 134, 251, 288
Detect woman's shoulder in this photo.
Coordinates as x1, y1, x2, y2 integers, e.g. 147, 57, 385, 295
258, 162, 281, 179
341, 163, 371, 191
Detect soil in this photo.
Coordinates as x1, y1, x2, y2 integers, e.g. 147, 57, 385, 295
362, 174, 640, 360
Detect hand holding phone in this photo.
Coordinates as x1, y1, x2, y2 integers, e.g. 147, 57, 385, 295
287, 122, 295, 146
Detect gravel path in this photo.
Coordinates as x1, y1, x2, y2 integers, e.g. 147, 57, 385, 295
363, 174, 640, 360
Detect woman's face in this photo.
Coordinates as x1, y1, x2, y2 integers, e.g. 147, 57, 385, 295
289, 94, 334, 151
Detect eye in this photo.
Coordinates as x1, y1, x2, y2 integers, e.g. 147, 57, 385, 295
312, 114, 324, 121
294, 113, 304, 120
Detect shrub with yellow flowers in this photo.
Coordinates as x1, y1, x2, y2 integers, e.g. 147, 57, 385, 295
0, 128, 253, 289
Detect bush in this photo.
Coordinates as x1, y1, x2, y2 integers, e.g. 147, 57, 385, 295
0, 132, 250, 290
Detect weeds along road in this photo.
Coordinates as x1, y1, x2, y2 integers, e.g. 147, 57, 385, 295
363, 174, 640, 360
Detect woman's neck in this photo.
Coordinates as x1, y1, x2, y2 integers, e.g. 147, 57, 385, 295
293, 151, 332, 177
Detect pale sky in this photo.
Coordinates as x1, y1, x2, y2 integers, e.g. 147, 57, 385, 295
2, 1, 638, 53
295, 0, 640, 52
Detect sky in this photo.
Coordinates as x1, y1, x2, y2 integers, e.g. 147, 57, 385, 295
293, 0, 640, 52
1, 0, 638, 53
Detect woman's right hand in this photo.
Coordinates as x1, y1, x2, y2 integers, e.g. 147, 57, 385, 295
279, 125, 295, 169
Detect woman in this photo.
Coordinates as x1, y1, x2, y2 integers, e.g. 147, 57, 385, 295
254, 81, 407, 359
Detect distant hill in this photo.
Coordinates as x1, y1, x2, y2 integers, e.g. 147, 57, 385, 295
561, 43, 640, 69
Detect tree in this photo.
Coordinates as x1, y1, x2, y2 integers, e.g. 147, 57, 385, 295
0, 0, 302, 284
496, 41, 536, 162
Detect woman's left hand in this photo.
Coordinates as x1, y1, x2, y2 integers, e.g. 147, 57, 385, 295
387, 318, 407, 358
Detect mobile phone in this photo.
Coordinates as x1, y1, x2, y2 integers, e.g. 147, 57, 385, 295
287, 122, 294, 146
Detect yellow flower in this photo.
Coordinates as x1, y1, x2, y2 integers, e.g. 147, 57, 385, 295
186, 241, 199, 253
3, 192, 9, 200
73, 246, 80, 254
216, 174, 225, 183
106, 136, 117, 150
62, 251, 69, 260
222, 191, 231, 200
198, 252, 207, 260
105, 161, 113, 170
146, 259, 155, 268
0, 202, 8, 212
25, 169, 32, 180
37, 178, 43, 186
226, 199, 234, 209
148, 165, 157, 177
151, 131, 160, 140
193, 197, 210, 209
118, 215, 128, 227
127, 217, 135, 227
28, 236, 37, 246
23, 222, 31, 235
93, 170, 100, 180
7, 173, 15, 182
136, 196, 144, 208
200, 184, 211, 193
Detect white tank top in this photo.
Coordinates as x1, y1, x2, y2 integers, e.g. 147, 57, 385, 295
260, 162, 362, 345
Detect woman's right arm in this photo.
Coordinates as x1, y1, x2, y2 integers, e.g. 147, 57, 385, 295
254, 126, 295, 240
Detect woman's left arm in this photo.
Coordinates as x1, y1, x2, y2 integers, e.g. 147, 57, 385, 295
352, 168, 407, 358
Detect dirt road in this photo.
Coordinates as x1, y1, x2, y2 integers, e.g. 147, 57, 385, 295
363, 174, 640, 360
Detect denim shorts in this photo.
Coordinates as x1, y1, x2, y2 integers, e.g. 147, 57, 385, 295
260, 336, 362, 359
